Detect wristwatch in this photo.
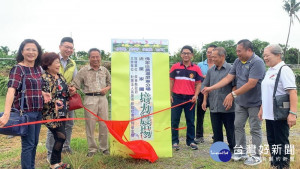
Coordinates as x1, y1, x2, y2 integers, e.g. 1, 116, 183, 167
231, 91, 237, 98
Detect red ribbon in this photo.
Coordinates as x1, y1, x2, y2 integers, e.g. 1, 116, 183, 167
2, 100, 193, 163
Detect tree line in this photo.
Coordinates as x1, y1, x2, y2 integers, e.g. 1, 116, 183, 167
1, 39, 300, 65
170, 39, 300, 64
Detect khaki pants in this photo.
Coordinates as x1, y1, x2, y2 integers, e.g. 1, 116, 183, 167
84, 95, 108, 153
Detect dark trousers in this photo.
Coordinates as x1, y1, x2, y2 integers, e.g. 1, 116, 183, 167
210, 112, 235, 151
266, 120, 290, 169
48, 122, 66, 165
21, 112, 42, 169
196, 93, 208, 138
171, 93, 195, 145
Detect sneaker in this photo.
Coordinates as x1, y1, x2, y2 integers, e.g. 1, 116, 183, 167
86, 152, 96, 157
6, 135, 14, 139
194, 137, 204, 144
102, 150, 110, 155
172, 143, 180, 151
60, 163, 71, 169
231, 153, 248, 161
189, 143, 198, 150
244, 156, 262, 166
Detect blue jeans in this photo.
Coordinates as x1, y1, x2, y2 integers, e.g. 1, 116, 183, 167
171, 93, 195, 145
21, 111, 42, 169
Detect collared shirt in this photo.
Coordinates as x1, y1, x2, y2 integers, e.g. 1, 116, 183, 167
59, 53, 78, 79
42, 72, 70, 128
261, 61, 296, 120
71, 64, 111, 94
198, 59, 214, 89
170, 62, 203, 95
203, 62, 235, 112
7, 65, 43, 112
197, 59, 209, 76
229, 53, 265, 107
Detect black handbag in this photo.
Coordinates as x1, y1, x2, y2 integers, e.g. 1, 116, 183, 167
273, 65, 290, 120
0, 75, 29, 136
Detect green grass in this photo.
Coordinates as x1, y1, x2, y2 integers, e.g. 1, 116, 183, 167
0, 96, 300, 168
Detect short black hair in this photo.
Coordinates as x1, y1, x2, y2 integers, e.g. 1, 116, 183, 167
208, 44, 217, 48
181, 45, 193, 54
237, 39, 253, 51
88, 48, 101, 57
16, 39, 43, 67
60, 37, 73, 45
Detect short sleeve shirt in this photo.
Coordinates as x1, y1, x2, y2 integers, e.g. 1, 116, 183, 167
203, 62, 235, 113
229, 53, 266, 107
170, 62, 203, 95
42, 72, 70, 128
261, 61, 296, 120
71, 65, 111, 93
197, 59, 209, 76
7, 65, 43, 112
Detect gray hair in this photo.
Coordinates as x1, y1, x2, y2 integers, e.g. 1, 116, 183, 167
265, 44, 283, 58
213, 47, 226, 57
88, 48, 101, 57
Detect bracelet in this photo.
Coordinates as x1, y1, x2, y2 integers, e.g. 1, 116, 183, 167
289, 111, 297, 117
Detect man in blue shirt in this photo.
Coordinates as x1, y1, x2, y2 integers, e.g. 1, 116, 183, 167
195, 45, 216, 143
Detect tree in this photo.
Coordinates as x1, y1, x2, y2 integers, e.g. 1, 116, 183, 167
170, 47, 202, 64
201, 40, 236, 63
0, 46, 9, 55
283, 0, 300, 55
251, 39, 269, 58
0, 46, 10, 57
76, 51, 88, 59
284, 47, 300, 64
101, 50, 111, 61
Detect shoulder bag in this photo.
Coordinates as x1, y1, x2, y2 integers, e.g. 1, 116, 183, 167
0, 74, 29, 136
273, 65, 290, 120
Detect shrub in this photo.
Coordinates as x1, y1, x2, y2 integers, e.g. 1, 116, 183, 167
294, 70, 300, 91
0, 76, 8, 96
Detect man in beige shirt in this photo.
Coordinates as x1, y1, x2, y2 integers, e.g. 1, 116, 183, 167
70, 48, 111, 157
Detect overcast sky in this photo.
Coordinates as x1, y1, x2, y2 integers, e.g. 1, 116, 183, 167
0, 0, 299, 55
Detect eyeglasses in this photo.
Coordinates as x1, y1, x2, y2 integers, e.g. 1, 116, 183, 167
181, 52, 192, 55
63, 45, 74, 50
206, 51, 212, 54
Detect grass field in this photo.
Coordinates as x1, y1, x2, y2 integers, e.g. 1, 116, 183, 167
0, 96, 299, 169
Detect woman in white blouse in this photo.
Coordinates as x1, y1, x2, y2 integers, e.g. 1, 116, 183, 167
258, 44, 297, 169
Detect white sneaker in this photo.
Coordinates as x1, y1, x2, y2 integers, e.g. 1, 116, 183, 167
244, 156, 262, 166
172, 143, 180, 151
231, 153, 248, 161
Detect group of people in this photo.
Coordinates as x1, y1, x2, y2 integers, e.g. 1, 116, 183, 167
0, 38, 297, 169
0, 37, 111, 169
170, 39, 297, 168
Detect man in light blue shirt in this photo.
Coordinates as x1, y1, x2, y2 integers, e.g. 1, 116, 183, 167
195, 44, 216, 143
